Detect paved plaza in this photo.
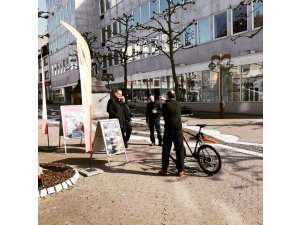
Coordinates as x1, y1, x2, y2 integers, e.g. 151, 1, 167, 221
38, 104, 263, 225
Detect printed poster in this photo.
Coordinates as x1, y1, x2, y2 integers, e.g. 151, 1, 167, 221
60, 105, 84, 139
100, 119, 126, 155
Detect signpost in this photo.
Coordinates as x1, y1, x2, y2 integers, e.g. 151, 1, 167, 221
59, 105, 84, 154
93, 119, 128, 166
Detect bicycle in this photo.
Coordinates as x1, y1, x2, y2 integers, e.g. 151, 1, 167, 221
169, 124, 222, 175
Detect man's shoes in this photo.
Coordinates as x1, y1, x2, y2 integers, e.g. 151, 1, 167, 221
159, 142, 163, 146
177, 170, 185, 177
158, 170, 167, 176
149, 142, 155, 146
125, 143, 128, 148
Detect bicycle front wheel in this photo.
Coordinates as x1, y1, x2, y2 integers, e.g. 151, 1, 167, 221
197, 144, 222, 175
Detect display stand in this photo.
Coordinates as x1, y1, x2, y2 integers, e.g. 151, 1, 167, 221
93, 119, 128, 166
59, 106, 85, 154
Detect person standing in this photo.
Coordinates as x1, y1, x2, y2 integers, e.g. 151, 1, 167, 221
146, 94, 163, 146
160, 90, 185, 177
121, 96, 133, 148
106, 89, 126, 145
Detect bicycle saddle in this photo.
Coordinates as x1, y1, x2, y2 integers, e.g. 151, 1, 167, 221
196, 124, 206, 128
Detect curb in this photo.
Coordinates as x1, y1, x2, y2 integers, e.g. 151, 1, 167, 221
38, 169, 80, 198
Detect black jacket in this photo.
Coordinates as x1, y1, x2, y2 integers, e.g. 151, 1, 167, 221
106, 96, 125, 128
146, 100, 162, 122
162, 99, 182, 130
122, 103, 133, 122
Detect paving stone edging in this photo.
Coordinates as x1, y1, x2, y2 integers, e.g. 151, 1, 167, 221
38, 169, 80, 198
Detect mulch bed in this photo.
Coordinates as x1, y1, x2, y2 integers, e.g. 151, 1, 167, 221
39, 163, 75, 189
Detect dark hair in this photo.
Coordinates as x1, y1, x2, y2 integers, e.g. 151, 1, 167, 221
114, 89, 122, 93
166, 90, 175, 99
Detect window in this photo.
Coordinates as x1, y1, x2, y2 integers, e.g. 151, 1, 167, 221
241, 63, 263, 102
141, 3, 149, 24
173, 28, 182, 50
202, 70, 219, 102
232, 5, 247, 34
253, 0, 263, 29
142, 41, 150, 58
214, 11, 227, 39
150, 36, 159, 56
112, 21, 118, 35
198, 17, 210, 44
113, 51, 119, 65
132, 43, 141, 60
150, 0, 158, 18
108, 52, 113, 67
106, 24, 112, 39
62, 60, 66, 73
39, 60, 41, 69
133, 8, 140, 26
101, 27, 106, 42
186, 72, 202, 102
102, 55, 107, 68
161, 34, 169, 52
184, 25, 195, 46
105, 0, 111, 11
39, 73, 42, 82
119, 21, 125, 33
45, 71, 49, 79
160, 0, 168, 13
43, 56, 48, 66
173, 0, 181, 5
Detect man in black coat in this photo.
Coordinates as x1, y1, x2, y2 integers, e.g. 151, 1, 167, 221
121, 96, 133, 148
160, 90, 185, 177
146, 94, 163, 146
106, 89, 126, 143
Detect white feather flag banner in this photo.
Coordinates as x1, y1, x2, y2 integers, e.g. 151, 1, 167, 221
41, 48, 48, 136
60, 21, 93, 152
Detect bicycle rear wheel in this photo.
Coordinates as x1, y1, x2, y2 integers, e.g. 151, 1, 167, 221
197, 144, 222, 175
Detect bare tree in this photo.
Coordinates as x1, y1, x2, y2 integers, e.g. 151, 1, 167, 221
230, 0, 263, 43
137, 0, 196, 98
105, 13, 144, 101
68, 32, 103, 76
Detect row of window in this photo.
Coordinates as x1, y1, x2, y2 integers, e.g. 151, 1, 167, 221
100, 0, 263, 35
49, 31, 76, 54
111, 62, 263, 103
38, 56, 49, 68
47, 0, 75, 33
39, 71, 50, 82
100, 1, 263, 68
100, 0, 184, 17
51, 58, 77, 77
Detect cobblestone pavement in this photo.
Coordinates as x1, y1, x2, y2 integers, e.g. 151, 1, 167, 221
38, 111, 263, 225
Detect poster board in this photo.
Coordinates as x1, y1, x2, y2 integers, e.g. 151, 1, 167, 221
93, 119, 126, 156
60, 105, 84, 139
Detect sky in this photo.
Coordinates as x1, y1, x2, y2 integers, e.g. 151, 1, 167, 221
38, 0, 48, 34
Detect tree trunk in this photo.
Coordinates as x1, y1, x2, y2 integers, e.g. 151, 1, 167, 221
123, 59, 128, 102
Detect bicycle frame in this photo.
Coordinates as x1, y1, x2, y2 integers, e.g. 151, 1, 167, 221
182, 128, 219, 157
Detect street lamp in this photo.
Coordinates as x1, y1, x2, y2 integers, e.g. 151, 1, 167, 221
208, 53, 234, 119
101, 73, 114, 90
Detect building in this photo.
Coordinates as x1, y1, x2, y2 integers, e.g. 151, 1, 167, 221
46, 0, 263, 114
38, 36, 51, 103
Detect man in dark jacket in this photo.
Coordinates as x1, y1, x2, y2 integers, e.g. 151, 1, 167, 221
107, 89, 126, 143
121, 96, 133, 148
146, 94, 163, 146
160, 90, 185, 177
